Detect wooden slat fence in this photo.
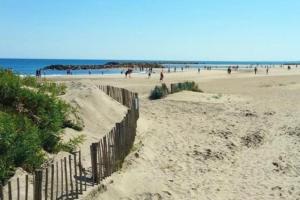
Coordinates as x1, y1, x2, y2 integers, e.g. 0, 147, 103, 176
0, 86, 139, 200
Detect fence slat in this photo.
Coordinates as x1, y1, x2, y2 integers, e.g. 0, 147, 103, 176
34, 170, 43, 200
68, 155, 74, 199
64, 157, 69, 199
60, 159, 64, 199
17, 178, 20, 200
56, 162, 59, 200
50, 164, 54, 200
45, 168, 48, 200
0, 184, 3, 200
25, 175, 28, 200
73, 153, 79, 199
78, 151, 83, 193
8, 181, 12, 200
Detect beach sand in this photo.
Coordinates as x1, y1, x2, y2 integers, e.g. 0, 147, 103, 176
44, 67, 300, 199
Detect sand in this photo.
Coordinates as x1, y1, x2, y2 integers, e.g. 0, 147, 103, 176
7, 66, 300, 200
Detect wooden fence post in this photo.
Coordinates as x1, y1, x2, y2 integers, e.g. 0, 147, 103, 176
78, 151, 83, 193
8, 181, 12, 200
64, 157, 69, 199
50, 164, 54, 200
45, 168, 48, 200
73, 152, 79, 198
25, 175, 28, 200
34, 170, 43, 200
17, 178, 20, 200
90, 143, 98, 184
0, 183, 3, 200
68, 155, 74, 199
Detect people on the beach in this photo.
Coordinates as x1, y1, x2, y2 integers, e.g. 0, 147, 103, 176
198, 68, 200, 73
67, 68, 72, 75
254, 67, 258, 75
160, 70, 164, 82
125, 68, 133, 78
35, 69, 42, 78
148, 70, 151, 78
227, 67, 232, 74
266, 67, 269, 75
288, 66, 291, 70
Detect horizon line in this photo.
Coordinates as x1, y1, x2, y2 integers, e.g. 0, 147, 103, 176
0, 57, 300, 63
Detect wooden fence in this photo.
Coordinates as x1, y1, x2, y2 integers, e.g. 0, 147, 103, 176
0, 86, 139, 200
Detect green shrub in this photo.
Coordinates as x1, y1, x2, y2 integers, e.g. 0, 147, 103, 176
0, 112, 45, 181
0, 69, 83, 182
55, 135, 86, 153
149, 83, 169, 100
22, 76, 67, 96
172, 81, 203, 93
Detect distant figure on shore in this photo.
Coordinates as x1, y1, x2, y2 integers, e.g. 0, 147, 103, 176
35, 69, 42, 78
168, 68, 170, 73
288, 66, 291, 70
174, 67, 177, 72
148, 70, 151, 78
254, 67, 258, 75
67, 68, 72, 75
102, 71, 104, 75
89, 69, 91, 75
125, 68, 133, 78
181, 67, 183, 72
227, 67, 232, 74
198, 68, 200, 73
266, 67, 269, 75
160, 70, 164, 82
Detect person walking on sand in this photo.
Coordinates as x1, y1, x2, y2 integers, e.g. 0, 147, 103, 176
198, 68, 200, 73
254, 67, 258, 75
266, 67, 269, 75
148, 70, 151, 78
227, 67, 232, 75
160, 70, 164, 82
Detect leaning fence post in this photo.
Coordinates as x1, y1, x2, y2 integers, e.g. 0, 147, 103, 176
34, 170, 43, 200
90, 143, 99, 184
25, 175, 28, 200
8, 181, 12, 200
0, 183, 3, 200
17, 178, 20, 200
50, 164, 54, 200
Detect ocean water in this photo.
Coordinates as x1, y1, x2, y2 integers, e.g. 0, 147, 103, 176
0, 58, 292, 76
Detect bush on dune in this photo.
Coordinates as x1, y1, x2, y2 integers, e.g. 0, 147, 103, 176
172, 81, 203, 93
149, 81, 203, 100
0, 69, 84, 182
149, 83, 169, 100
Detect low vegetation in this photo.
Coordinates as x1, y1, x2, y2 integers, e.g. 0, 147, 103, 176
149, 83, 169, 100
149, 81, 202, 100
0, 69, 83, 182
171, 81, 203, 93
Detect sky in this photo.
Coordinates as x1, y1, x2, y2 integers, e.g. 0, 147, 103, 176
0, 0, 299, 61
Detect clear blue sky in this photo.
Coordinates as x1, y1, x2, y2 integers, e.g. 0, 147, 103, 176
0, 0, 299, 61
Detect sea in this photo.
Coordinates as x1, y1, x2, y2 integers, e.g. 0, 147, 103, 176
0, 58, 295, 76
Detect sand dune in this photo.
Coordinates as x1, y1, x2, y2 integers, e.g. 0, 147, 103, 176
49, 68, 300, 200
